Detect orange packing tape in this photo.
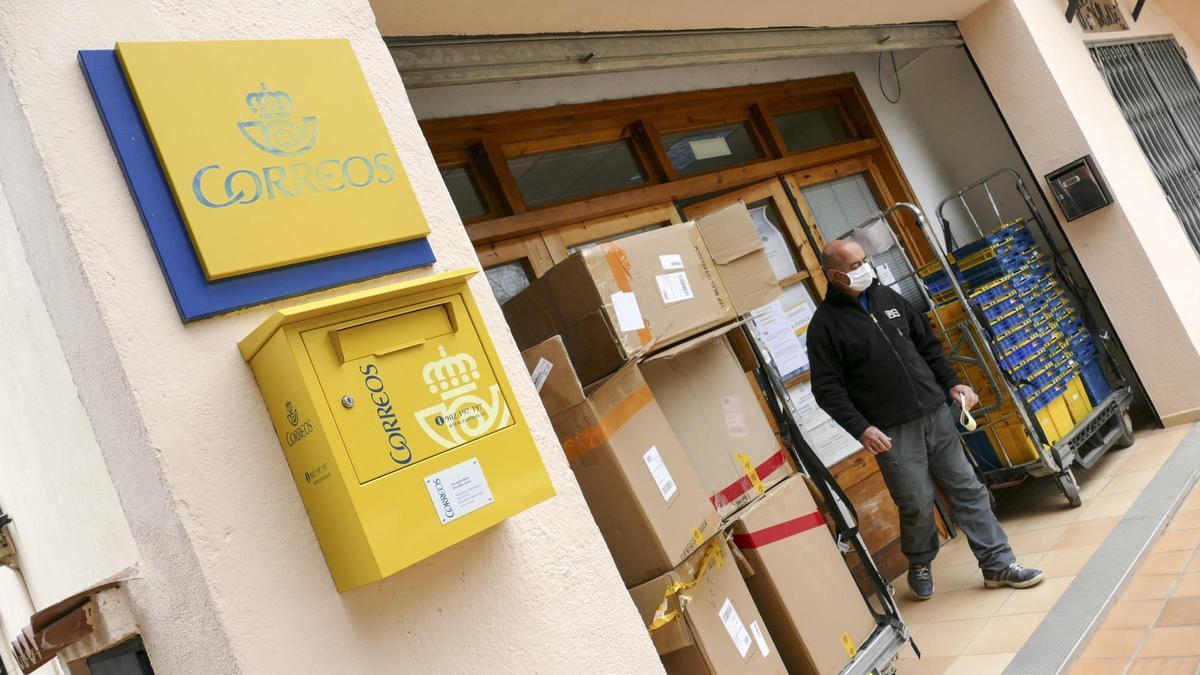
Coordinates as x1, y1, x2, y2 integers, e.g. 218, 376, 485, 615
559, 384, 654, 460
599, 242, 654, 348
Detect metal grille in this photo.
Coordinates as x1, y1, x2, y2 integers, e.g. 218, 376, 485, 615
1091, 38, 1200, 254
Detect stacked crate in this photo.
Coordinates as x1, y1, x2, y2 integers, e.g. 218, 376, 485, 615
918, 220, 1106, 468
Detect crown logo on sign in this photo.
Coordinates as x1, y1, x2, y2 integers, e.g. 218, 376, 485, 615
237, 83, 318, 157
245, 83, 293, 118
423, 345, 481, 401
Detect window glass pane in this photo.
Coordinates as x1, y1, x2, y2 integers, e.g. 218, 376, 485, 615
567, 223, 667, 254
773, 106, 853, 153
485, 261, 533, 305
88, 637, 155, 675
661, 123, 765, 176
439, 166, 489, 221
746, 200, 801, 281
800, 174, 926, 310
507, 140, 646, 208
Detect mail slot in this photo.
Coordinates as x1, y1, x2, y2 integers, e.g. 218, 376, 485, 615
240, 268, 554, 591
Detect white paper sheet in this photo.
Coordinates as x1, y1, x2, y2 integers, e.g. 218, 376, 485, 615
751, 300, 809, 376
610, 291, 646, 331
876, 262, 897, 286
749, 621, 770, 658
785, 301, 814, 333
750, 206, 799, 281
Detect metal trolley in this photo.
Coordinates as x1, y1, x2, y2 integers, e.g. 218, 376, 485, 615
742, 321, 912, 675
831, 181, 1132, 508
923, 170, 1136, 507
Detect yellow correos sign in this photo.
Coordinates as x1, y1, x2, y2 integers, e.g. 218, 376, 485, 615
117, 39, 429, 280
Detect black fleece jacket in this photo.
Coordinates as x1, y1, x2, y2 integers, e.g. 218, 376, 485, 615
808, 280, 961, 439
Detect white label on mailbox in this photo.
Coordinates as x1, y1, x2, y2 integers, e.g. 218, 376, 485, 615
424, 458, 494, 525
642, 445, 678, 502
656, 272, 694, 304
659, 254, 685, 270
530, 357, 554, 392
750, 621, 770, 658
719, 598, 753, 659
610, 291, 646, 332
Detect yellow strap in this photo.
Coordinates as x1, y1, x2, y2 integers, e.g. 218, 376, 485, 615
648, 542, 724, 635
736, 452, 766, 495
691, 528, 704, 547
648, 610, 682, 632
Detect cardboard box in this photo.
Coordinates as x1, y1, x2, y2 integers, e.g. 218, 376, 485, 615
504, 205, 780, 386
630, 536, 788, 674
523, 336, 721, 586
504, 221, 737, 385
641, 326, 792, 518
729, 476, 877, 675
692, 202, 782, 315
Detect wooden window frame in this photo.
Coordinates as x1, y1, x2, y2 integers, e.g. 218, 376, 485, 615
425, 71, 929, 286
501, 128, 658, 211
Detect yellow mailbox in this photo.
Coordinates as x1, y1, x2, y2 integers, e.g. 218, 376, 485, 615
239, 269, 554, 591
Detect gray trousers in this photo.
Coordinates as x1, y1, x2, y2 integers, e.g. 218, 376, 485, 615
875, 405, 1016, 571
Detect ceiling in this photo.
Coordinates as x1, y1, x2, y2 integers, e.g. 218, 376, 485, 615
369, 0, 992, 38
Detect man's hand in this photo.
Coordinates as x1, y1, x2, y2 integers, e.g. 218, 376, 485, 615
951, 384, 980, 411
860, 426, 893, 455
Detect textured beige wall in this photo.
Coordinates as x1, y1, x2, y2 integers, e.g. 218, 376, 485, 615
961, 0, 1200, 424
0, 1, 661, 673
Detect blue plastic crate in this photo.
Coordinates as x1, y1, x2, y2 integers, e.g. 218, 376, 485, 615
961, 429, 1002, 471
1079, 359, 1113, 405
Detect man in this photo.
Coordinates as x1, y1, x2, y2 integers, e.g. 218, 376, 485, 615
807, 239, 1043, 599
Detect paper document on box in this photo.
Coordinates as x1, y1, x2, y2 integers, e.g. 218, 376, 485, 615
750, 300, 808, 376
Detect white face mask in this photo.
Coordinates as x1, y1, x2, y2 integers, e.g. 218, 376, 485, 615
843, 264, 875, 292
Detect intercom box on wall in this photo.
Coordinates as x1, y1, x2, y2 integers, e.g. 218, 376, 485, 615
240, 269, 554, 591
1046, 155, 1114, 221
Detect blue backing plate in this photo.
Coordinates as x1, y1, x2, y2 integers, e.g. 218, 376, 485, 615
78, 49, 437, 322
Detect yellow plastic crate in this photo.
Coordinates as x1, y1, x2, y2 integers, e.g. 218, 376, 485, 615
1033, 394, 1075, 444
985, 418, 1040, 466
1065, 375, 1093, 424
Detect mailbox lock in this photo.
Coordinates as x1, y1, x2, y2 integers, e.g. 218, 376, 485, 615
341, 395, 355, 409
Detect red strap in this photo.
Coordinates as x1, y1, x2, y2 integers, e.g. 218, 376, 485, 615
711, 449, 788, 509
731, 511, 826, 550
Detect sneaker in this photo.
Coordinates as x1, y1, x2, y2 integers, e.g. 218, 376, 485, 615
983, 563, 1045, 589
908, 564, 934, 600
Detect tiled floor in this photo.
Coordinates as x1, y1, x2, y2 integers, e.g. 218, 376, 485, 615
892, 425, 1193, 674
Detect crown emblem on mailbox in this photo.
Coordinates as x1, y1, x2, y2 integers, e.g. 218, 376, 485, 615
237, 83, 319, 157
423, 346, 482, 400
416, 345, 509, 450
